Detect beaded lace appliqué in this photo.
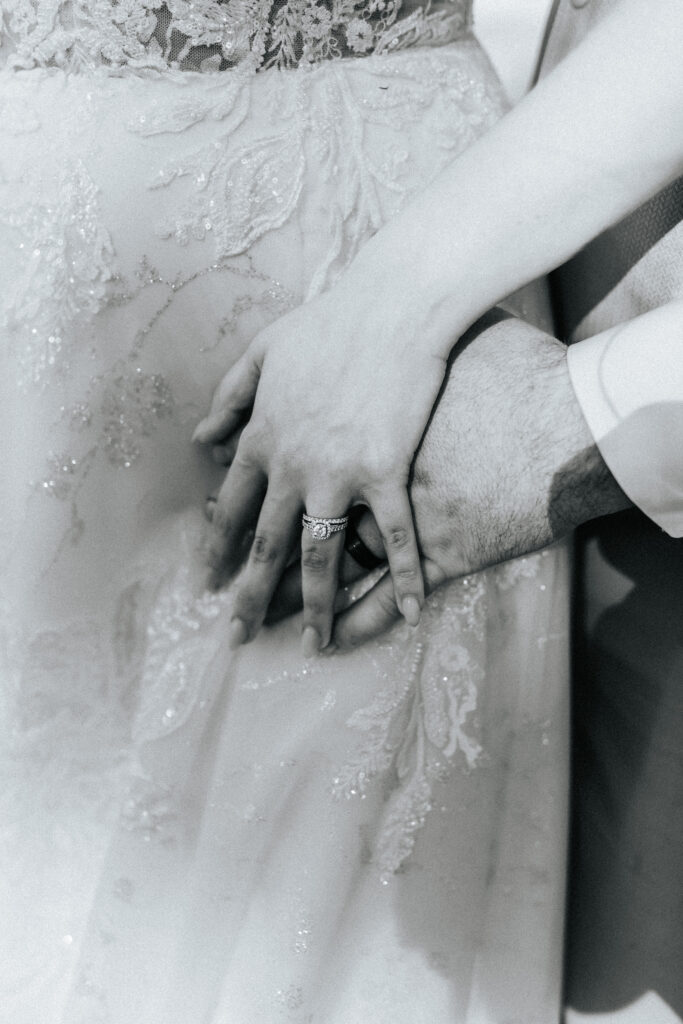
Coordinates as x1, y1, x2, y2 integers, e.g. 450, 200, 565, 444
130, 47, 501, 288
0, 0, 472, 72
0, 160, 115, 390
332, 576, 487, 877
0, 27, 514, 885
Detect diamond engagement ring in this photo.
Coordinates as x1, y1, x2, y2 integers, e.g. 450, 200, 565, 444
302, 514, 349, 541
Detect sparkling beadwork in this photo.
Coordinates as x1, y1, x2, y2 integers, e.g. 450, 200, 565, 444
0, 0, 472, 74
0, 29, 566, 1021
101, 367, 174, 468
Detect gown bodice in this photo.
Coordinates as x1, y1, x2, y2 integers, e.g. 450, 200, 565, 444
0, 0, 473, 73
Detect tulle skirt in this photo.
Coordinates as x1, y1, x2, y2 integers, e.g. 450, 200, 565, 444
0, 40, 569, 1023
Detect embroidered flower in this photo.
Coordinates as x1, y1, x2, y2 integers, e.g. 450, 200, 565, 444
345, 17, 374, 53
301, 5, 333, 41
0, 0, 472, 72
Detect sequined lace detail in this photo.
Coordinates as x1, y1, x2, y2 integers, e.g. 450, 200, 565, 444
238, 553, 544, 878
0, 592, 138, 868
332, 575, 487, 876
0, 0, 472, 72
131, 51, 501, 282
0, 29, 574, 1022
0, 160, 115, 390
333, 557, 547, 876
0, 46, 509, 886
131, 553, 231, 743
121, 53, 508, 871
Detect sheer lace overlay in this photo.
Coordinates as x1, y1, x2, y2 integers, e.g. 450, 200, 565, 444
0, 39, 509, 879
0, 0, 472, 72
1, 24, 570, 1024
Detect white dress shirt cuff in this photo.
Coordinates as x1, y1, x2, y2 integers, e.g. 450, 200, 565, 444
567, 311, 683, 538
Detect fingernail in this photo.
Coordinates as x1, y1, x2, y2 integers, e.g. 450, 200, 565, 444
192, 420, 208, 443
302, 625, 321, 659
228, 618, 249, 649
401, 595, 421, 627
321, 642, 338, 658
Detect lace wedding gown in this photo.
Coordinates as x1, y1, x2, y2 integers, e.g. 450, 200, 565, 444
0, 3, 570, 1021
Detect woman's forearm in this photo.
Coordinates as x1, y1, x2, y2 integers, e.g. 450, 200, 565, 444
349, 0, 683, 349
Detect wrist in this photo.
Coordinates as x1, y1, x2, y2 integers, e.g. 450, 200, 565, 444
342, 195, 491, 359
545, 348, 631, 537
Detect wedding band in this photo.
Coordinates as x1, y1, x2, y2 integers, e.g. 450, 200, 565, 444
302, 513, 349, 542
344, 506, 384, 571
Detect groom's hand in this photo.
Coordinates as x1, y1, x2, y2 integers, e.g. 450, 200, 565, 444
265, 311, 630, 647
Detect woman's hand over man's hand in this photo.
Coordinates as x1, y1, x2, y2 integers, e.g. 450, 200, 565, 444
265, 312, 630, 648
194, 263, 453, 655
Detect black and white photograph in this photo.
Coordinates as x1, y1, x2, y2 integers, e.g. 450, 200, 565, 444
0, 0, 681, 1020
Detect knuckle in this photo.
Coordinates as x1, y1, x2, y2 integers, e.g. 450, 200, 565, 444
302, 548, 330, 573
362, 453, 393, 482
394, 565, 419, 585
383, 526, 410, 551
304, 597, 328, 619
251, 534, 277, 565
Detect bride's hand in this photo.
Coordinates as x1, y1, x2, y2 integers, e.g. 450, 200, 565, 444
194, 268, 452, 655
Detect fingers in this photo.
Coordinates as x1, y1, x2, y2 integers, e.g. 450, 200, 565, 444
206, 446, 267, 589
332, 558, 446, 650
300, 502, 348, 656
264, 549, 367, 626
262, 560, 305, 625
229, 484, 301, 648
369, 487, 424, 626
193, 348, 262, 445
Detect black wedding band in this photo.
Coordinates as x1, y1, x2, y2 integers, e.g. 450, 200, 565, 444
344, 506, 384, 571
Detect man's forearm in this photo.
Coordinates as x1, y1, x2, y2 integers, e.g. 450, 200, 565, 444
358, 298, 683, 562
355, 312, 633, 576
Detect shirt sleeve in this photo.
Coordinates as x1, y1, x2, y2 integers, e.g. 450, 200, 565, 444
566, 301, 683, 538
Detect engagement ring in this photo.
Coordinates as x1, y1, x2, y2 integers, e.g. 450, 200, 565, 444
302, 514, 349, 541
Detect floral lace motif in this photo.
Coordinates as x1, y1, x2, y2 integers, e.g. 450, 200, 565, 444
131, 49, 500, 289
0, 160, 115, 390
332, 556, 547, 877
0, 40, 514, 889
0, 0, 472, 72
332, 575, 487, 876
